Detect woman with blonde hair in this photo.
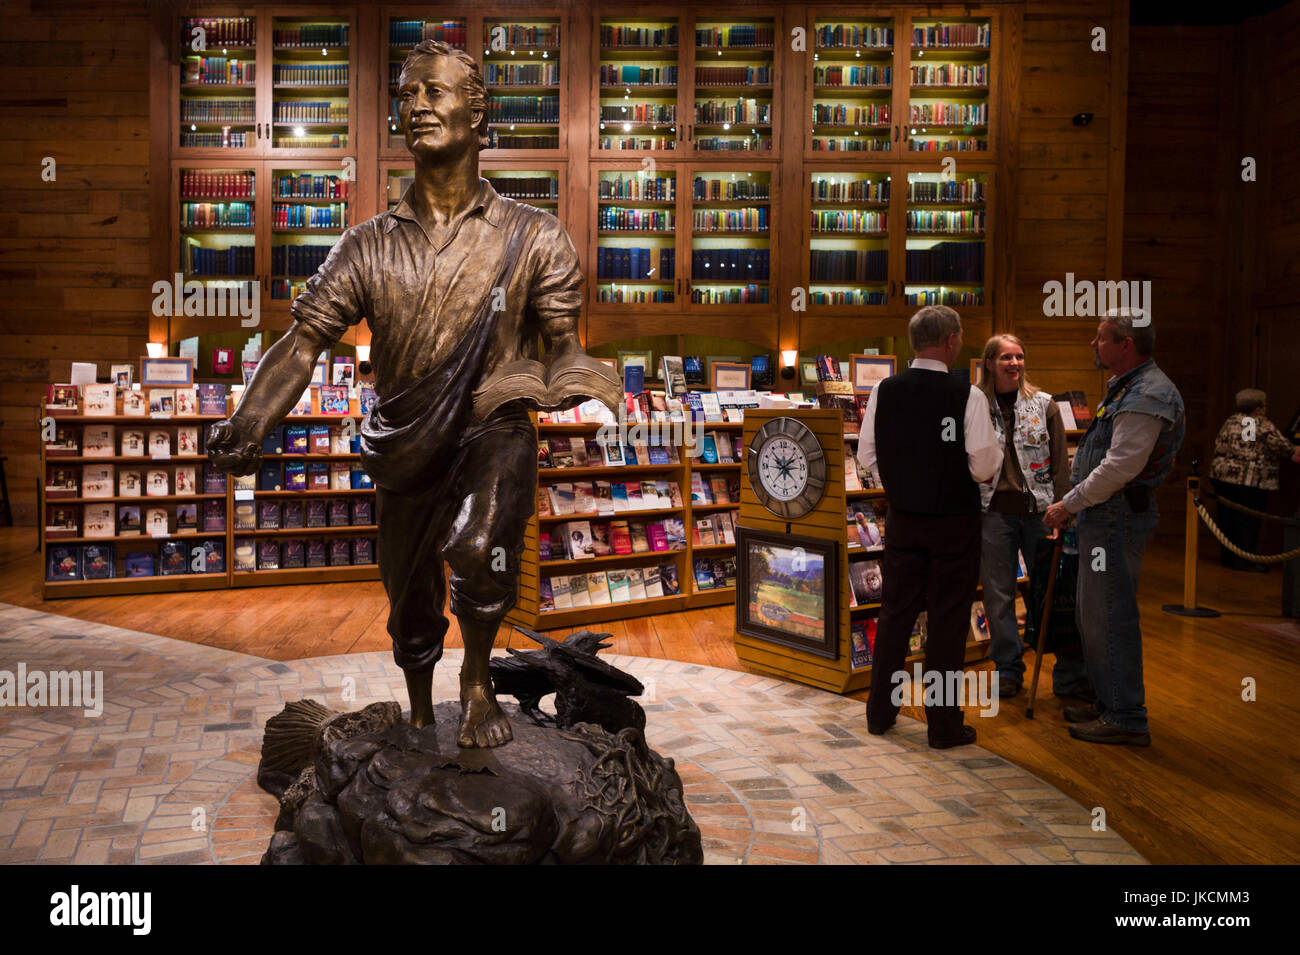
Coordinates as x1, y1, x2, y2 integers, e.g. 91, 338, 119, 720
977, 334, 1073, 699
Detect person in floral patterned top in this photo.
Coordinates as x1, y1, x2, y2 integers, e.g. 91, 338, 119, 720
1209, 389, 1300, 572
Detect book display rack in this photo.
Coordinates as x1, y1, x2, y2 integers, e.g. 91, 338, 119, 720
39, 386, 378, 598
507, 416, 744, 630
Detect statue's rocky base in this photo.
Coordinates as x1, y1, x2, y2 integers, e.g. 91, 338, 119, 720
257, 700, 703, 865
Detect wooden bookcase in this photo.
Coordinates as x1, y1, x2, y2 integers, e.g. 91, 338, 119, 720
506, 414, 742, 630
40, 398, 379, 599
153, 3, 1012, 357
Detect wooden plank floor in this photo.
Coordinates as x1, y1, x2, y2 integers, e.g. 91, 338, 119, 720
2, 526, 1297, 865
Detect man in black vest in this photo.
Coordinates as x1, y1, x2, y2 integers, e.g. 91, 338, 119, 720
857, 306, 1003, 747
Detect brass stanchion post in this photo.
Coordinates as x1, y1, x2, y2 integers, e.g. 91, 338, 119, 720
1164, 466, 1220, 617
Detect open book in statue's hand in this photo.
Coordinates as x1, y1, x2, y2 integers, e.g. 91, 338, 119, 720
473, 351, 624, 421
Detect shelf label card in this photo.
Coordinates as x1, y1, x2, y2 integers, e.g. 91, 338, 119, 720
234, 489, 254, 502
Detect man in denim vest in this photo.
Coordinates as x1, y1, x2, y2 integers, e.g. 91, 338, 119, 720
1044, 309, 1185, 746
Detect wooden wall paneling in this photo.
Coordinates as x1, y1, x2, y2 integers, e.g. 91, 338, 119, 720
0, 1, 154, 525
1125, 24, 1228, 524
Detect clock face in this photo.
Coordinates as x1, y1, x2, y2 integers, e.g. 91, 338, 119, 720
746, 417, 827, 519
757, 437, 809, 501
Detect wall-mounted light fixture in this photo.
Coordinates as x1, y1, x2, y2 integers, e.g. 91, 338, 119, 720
780, 349, 798, 381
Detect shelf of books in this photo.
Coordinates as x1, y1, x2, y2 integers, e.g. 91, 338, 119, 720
905, 169, 988, 314
229, 407, 377, 587
506, 402, 745, 630
592, 164, 680, 311
807, 169, 892, 314
177, 15, 259, 153
40, 373, 379, 597
41, 379, 232, 598
481, 14, 564, 154
595, 16, 681, 154
170, 160, 351, 336
383, 13, 469, 153
174, 12, 358, 157
173, 161, 260, 339
269, 14, 355, 154
692, 15, 777, 153
689, 168, 774, 310
810, 17, 895, 154
908, 16, 992, 155
268, 164, 351, 309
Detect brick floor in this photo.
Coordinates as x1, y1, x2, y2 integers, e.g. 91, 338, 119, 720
0, 601, 1144, 865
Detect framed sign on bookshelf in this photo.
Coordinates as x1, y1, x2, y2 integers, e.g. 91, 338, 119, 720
616, 349, 653, 376
736, 526, 838, 660
799, 357, 820, 388
140, 357, 194, 387
851, 354, 895, 393
710, 361, 751, 392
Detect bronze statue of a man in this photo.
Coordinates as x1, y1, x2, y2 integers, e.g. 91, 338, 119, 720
207, 41, 620, 748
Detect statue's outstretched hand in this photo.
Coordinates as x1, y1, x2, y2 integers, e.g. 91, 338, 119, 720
207, 419, 263, 476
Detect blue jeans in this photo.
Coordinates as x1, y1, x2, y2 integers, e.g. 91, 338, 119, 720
980, 510, 1048, 685
1074, 497, 1160, 732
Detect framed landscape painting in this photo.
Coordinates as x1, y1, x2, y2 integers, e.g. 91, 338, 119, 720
736, 527, 838, 660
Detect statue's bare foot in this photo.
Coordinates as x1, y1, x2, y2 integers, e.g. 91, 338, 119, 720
458, 683, 512, 748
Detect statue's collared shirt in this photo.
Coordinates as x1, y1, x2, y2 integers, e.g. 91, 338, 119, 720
290, 177, 583, 402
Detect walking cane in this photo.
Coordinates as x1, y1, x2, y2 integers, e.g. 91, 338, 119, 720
1025, 533, 1065, 720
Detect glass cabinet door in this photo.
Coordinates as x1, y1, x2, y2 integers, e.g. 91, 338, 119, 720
481, 15, 563, 154
687, 168, 774, 310
904, 169, 989, 311
267, 164, 352, 309
177, 14, 259, 154
907, 16, 992, 155
808, 170, 891, 312
591, 164, 683, 312
268, 14, 355, 154
810, 17, 895, 155
596, 15, 682, 154
170, 161, 261, 343
690, 15, 776, 154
